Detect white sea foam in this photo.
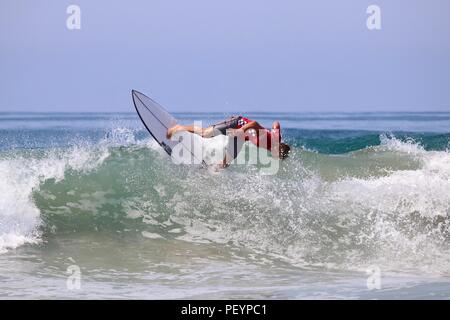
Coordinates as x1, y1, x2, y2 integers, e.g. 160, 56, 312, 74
0, 145, 110, 253
379, 133, 425, 155
170, 135, 450, 275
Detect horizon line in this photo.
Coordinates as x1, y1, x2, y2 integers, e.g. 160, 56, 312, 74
1, 109, 450, 114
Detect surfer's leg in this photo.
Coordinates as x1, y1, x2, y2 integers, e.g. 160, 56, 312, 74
167, 116, 240, 139
167, 124, 213, 139
209, 116, 240, 137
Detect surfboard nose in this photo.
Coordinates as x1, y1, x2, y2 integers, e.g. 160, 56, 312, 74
132, 90, 148, 101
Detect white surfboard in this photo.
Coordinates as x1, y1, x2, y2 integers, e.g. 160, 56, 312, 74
132, 90, 206, 165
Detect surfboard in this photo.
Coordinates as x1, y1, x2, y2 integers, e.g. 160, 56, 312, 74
132, 90, 206, 165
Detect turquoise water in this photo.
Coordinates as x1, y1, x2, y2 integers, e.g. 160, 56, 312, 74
0, 112, 449, 299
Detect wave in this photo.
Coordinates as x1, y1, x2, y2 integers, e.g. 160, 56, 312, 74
0, 141, 111, 252
0, 129, 449, 276
285, 129, 450, 154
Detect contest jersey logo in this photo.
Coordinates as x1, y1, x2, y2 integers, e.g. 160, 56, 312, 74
237, 118, 256, 136
234, 117, 257, 140
237, 118, 247, 127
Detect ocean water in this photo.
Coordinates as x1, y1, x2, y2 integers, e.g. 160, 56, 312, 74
0, 111, 450, 299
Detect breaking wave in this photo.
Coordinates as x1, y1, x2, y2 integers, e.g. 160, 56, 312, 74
0, 129, 449, 277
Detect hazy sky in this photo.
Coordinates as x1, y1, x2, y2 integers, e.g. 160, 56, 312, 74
1, 0, 449, 112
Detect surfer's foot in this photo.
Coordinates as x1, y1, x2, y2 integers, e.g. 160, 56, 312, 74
166, 125, 180, 139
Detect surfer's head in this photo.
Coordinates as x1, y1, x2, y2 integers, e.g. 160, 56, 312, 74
279, 142, 291, 159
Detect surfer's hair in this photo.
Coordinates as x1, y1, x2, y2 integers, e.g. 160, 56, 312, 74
279, 143, 291, 159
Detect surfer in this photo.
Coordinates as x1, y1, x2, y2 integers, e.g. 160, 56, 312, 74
166, 116, 291, 166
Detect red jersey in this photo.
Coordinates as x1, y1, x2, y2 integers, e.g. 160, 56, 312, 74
235, 116, 278, 151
